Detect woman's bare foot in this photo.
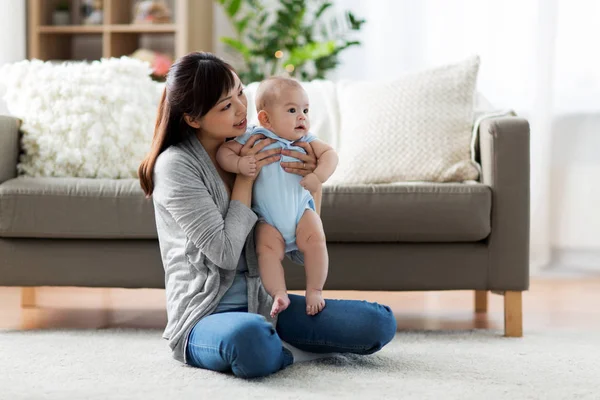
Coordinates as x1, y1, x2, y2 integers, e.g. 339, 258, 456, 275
270, 292, 290, 318
306, 288, 325, 315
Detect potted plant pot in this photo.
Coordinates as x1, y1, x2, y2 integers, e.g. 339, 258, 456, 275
52, 2, 71, 25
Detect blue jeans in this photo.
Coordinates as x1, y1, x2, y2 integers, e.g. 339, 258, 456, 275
185, 294, 397, 379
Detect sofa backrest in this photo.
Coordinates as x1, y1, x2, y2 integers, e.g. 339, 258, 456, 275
245, 80, 495, 152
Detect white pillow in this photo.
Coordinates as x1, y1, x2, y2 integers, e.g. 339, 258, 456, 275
329, 56, 481, 184
244, 79, 340, 148
0, 58, 161, 178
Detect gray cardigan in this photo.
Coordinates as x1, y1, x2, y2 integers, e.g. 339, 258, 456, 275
152, 133, 275, 363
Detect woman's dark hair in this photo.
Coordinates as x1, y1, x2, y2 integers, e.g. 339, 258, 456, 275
138, 52, 237, 197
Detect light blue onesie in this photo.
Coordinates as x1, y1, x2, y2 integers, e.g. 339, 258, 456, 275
235, 125, 317, 264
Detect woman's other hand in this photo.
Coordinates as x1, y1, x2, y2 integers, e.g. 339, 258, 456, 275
280, 141, 317, 176
239, 135, 281, 178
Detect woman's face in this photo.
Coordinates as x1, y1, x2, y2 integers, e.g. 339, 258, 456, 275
199, 73, 248, 140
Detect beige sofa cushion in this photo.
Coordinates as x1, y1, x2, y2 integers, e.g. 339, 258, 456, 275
0, 177, 156, 239
331, 56, 481, 184
321, 182, 491, 242
0, 177, 491, 242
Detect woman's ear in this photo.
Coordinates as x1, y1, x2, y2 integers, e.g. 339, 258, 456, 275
258, 110, 271, 128
184, 114, 202, 129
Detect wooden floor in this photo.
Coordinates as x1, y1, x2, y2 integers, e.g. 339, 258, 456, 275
1, 277, 600, 332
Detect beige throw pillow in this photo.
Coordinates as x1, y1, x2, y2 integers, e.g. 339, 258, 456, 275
329, 56, 481, 184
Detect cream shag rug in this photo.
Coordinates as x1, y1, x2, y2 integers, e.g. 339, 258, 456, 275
0, 329, 598, 400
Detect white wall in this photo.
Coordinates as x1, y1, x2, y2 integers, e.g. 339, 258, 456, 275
0, 0, 26, 115
550, 114, 600, 251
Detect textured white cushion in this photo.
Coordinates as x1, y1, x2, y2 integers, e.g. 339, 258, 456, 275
329, 56, 482, 184
0, 58, 161, 178
244, 80, 340, 148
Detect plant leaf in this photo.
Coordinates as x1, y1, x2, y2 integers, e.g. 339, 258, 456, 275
347, 12, 366, 30
285, 41, 336, 66
315, 2, 332, 18
234, 15, 252, 33
220, 37, 251, 60
227, 0, 242, 18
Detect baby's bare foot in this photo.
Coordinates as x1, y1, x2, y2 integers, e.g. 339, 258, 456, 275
306, 289, 325, 316
270, 292, 290, 318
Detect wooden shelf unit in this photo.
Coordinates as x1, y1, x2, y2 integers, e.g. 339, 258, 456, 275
27, 0, 213, 61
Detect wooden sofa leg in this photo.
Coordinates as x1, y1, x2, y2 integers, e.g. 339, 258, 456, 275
474, 290, 488, 313
21, 287, 37, 308
504, 291, 523, 337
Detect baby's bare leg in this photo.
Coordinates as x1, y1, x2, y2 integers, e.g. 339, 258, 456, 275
296, 209, 328, 316
256, 222, 290, 318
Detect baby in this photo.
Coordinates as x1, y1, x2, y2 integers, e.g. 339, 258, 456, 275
217, 77, 338, 317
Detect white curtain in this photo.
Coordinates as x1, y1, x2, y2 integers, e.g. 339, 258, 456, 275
333, 0, 600, 273
0, 0, 26, 115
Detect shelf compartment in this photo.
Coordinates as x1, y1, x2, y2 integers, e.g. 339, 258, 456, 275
105, 31, 175, 58
37, 33, 103, 61
109, 0, 177, 25
35, 0, 106, 26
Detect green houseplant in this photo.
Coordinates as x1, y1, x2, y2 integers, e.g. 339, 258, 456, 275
215, 0, 365, 82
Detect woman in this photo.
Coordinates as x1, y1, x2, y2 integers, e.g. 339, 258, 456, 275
139, 52, 397, 379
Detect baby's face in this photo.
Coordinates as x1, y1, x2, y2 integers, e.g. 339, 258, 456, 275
264, 87, 310, 141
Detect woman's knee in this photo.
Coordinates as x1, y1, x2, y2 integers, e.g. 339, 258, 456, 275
359, 303, 397, 354
227, 315, 286, 378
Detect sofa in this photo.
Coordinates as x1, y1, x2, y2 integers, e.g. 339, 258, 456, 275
0, 99, 530, 337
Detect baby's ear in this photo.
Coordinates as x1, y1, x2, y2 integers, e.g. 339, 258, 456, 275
257, 110, 270, 128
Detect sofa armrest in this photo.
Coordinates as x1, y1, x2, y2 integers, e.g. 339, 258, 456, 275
479, 116, 530, 290
0, 115, 20, 184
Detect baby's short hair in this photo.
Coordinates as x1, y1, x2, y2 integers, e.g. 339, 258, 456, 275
255, 76, 304, 111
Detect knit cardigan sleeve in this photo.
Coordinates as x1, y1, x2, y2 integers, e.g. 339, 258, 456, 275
152, 150, 257, 271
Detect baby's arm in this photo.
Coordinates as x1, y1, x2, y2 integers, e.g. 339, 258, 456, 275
216, 140, 257, 177
216, 140, 243, 173
310, 139, 338, 183
299, 139, 338, 193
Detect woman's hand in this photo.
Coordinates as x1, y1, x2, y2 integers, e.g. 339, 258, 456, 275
280, 141, 317, 176
239, 135, 281, 178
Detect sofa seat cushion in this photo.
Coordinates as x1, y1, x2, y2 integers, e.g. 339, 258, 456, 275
0, 177, 156, 239
321, 182, 491, 242
0, 178, 491, 242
